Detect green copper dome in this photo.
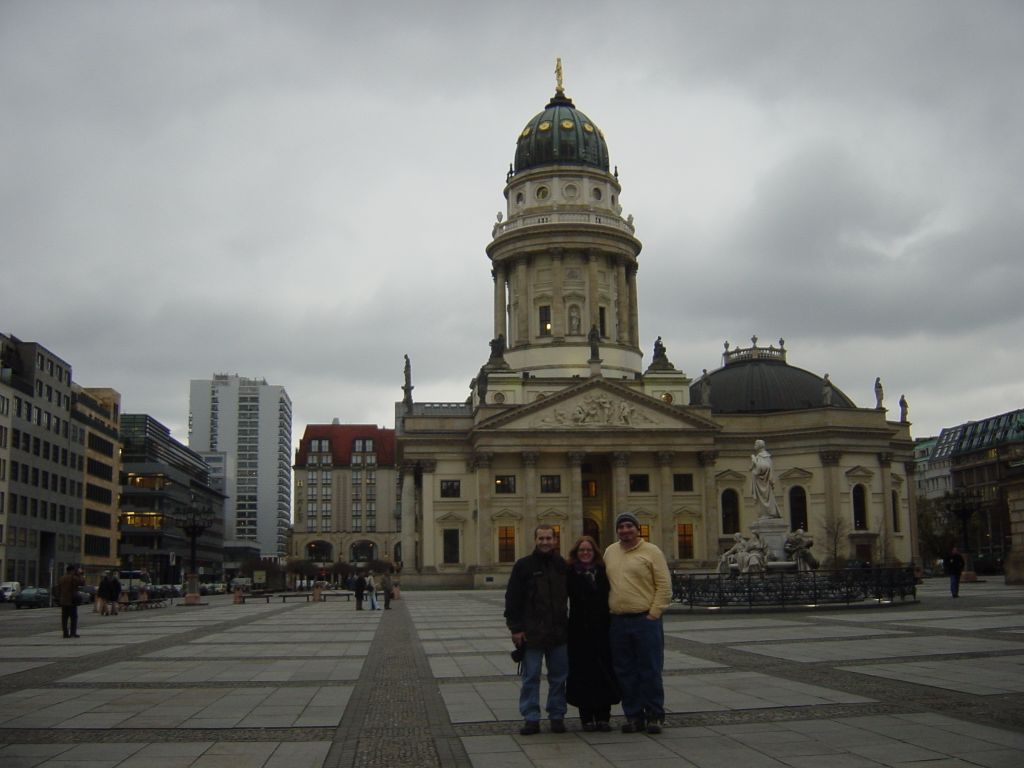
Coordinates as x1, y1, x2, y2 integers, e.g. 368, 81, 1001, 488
513, 91, 610, 174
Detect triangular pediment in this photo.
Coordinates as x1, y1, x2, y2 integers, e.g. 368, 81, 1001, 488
845, 465, 875, 481
474, 378, 719, 433
537, 508, 568, 522
673, 506, 700, 518
491, 508, 523, 522
779, 467, 814, 482
715, 469, 746, 484
435, 512, 466, 524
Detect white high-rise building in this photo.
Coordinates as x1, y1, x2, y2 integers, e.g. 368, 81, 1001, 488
188, 375, 292, 557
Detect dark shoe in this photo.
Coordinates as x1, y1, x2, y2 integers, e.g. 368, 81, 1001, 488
582, 721, 596, 732
550, 719, 566, 733
596, 721, 612, 732
621, 719, 645, 734
71, 634, 80, 638
519, 721, 540, 736
646, 720, 663, 734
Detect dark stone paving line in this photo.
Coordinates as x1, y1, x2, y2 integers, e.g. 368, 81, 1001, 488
324, 601, 471, 768
0, 605, 305, 692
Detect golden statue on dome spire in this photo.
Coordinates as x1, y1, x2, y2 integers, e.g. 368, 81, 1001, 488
555, 57, 564, 94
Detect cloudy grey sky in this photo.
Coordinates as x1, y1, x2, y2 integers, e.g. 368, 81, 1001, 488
3, 0, 1022, 447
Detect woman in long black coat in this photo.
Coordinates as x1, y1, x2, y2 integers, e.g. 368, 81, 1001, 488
566, 535, 621, 731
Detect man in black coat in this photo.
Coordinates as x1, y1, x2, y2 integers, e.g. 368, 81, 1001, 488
504, 524, 569, 736
946, 547, 966, 597
354, 573, 367, 610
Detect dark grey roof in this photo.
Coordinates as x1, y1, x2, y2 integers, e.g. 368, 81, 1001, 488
690, 359, 855, 413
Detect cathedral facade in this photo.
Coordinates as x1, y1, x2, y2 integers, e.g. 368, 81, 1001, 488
396, 83, 916, 588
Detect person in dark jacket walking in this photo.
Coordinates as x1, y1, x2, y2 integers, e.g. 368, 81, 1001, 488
566, 535, 620, 732
946, 547, 966, 597
57, 564, 85, 638
354, 573, 367, 610
504, 524, 569, 735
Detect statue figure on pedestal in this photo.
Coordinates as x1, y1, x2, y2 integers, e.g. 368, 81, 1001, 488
750, 439, 781, 518
784, 528, 819, 572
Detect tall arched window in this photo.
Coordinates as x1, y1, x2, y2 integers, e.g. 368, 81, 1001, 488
789, 486, 808, 532
721, 489, 740, 534
891, 490, 901, 533
852, 484, 868, 530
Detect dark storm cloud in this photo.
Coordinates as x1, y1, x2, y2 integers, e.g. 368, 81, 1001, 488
2, 0, 1022, 442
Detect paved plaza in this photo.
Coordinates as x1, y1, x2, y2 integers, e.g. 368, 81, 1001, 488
1, 579, 1023, 767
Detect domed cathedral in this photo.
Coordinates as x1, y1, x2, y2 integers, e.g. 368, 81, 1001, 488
396, 71, 917, 588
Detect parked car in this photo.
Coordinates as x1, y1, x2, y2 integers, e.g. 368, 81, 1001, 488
79, 585, 97, 603
14, 587, 51, 609
0, 581, 22, 602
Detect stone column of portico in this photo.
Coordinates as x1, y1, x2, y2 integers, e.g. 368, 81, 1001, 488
904, 461, 920, 564
616, 259, 629, 344
474, 453, 494, 565
626, 264, 639, 347
699, 451, 719, 563
492, 265, 507, 342
657, 451, 675, 555
878, 452, 894, 564
522, 451, 539, 544
515, 260, 529, 345
568, 452, 585, 545
587, 250, 600, 330
419, 460, 436, 571
551, 250, 564, 338
612, 451, 629, 524
820, 450, 843, 561
400, 462, 418, 571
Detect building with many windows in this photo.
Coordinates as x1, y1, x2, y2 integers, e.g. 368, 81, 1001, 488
291, 423, 398, 566
396, 82, 917, 588
119, 414, 225, 584
71, 386, 122, 579
0, 333, 84, 588
188, 374, 292, 557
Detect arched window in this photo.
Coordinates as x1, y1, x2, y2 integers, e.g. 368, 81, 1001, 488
852, 484, 868, 530
306, 540, 333, 562
721, 489, 740, 534
891, 490, 901, 533
789, 486, 808, 532
350, 540, 376, 563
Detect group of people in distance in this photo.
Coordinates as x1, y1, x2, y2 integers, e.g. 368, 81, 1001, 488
504, 512, 672, 736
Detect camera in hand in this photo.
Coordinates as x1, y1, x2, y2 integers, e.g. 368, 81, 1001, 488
510, 646, 524, 663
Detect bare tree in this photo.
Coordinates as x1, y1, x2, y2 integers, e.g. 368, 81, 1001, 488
820, 510, 851, 568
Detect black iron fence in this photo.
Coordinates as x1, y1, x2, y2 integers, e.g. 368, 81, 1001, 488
672, 566, 918, 610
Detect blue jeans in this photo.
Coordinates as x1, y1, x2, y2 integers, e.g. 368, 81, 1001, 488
609, 614, 664, 722
519, 644, 568, 722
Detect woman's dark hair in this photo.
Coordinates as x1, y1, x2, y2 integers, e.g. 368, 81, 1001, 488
567, 535, 604, 566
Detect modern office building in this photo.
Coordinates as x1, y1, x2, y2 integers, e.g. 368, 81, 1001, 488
291, 423, 399, 566
0, 333, 84, 589
71, 385, 122, 579
188, 375, 292, 557
396, 81, 917, 587
119, 414, 225, 584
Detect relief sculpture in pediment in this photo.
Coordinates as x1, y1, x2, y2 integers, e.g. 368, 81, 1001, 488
537, 393, 658, 428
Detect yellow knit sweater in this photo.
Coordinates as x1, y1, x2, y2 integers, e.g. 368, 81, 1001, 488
603, 539, 672, 618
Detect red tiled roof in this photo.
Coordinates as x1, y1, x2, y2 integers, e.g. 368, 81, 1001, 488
294, 424, 396, 467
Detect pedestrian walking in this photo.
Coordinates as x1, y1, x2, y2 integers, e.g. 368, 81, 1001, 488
57, 564, 85, 639
354, 572, 366, 610
367, 573, 379, 610
604, 512, 672, 734
946, 547, 966, 597
504, 524, 569, 735
380, 570, 393, 609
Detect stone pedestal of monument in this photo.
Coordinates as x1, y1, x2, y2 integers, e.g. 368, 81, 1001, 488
750, 517, 790, 563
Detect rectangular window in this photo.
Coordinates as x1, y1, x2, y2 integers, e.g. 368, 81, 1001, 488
582, 479, 597, 498
539, 305, 552, 337
639, 524, 650, 540
494, 475, 516, 494
540, 475, 561, 493
677, 523, 694, 559
673, 473, 694, 492
443, 529, 460, 564
440, 480, 461, 498
551, 525, 561, 553
599, 306, 607, 337
629, 474, 650, 493
498, 526, 516, 563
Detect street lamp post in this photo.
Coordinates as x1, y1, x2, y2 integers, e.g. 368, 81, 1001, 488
178, 492, 214, 605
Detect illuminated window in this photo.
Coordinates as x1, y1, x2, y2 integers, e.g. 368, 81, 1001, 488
582, 480, 597, 498
677, 523, 694, 559
539, 305, 552, 337
495, 475, 516, 494
498, 526, 516, 563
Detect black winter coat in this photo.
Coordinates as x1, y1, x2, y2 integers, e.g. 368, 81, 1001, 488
566, 564, 621, 708
504, 549, 568, 648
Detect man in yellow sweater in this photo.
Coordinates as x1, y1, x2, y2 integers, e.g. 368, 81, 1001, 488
604, 511, 672, 733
